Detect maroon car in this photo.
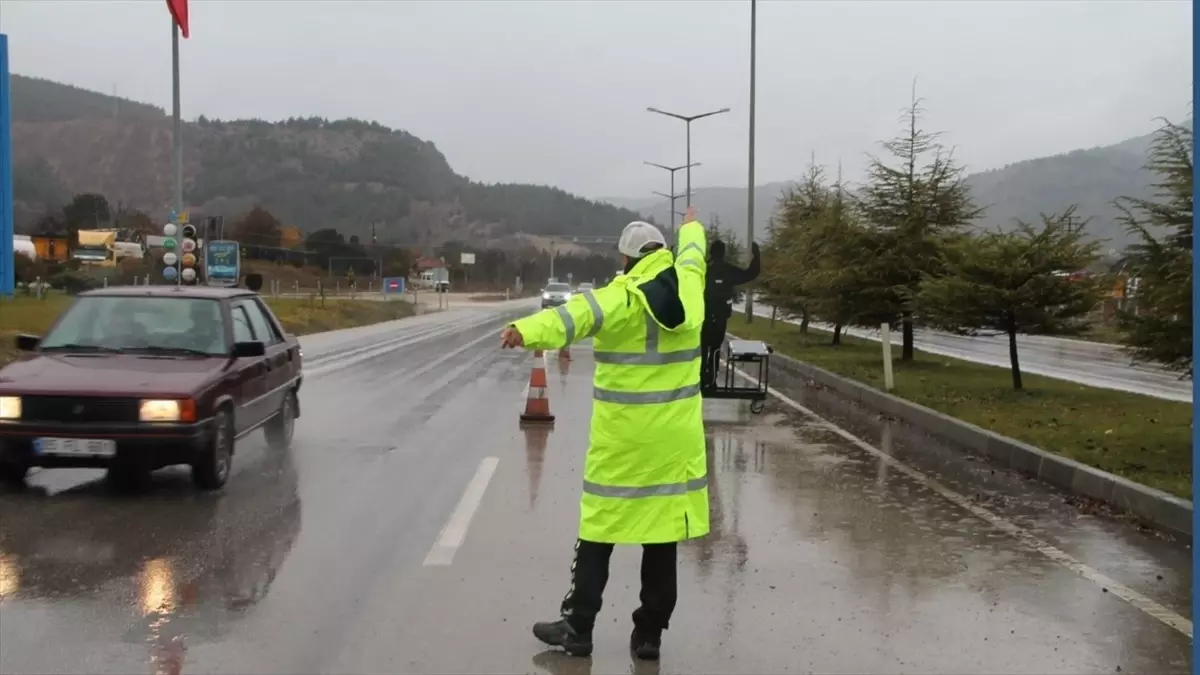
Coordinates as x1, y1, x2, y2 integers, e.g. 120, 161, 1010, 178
0, 286, 303, 490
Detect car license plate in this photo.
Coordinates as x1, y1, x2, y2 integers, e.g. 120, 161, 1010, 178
33, 437, 117, 457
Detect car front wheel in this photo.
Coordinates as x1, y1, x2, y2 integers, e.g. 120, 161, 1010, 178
264, 390, 297, 452
0, 461, 28, 488
193, 408, 234, 491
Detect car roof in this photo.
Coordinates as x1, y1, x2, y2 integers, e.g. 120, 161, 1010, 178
79, 285, 258, 300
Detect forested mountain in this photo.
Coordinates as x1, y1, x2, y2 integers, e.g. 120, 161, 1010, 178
605, 121, 1191, 252
9, 74, 643, 247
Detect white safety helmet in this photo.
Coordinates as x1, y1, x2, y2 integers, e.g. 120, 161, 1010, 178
617, 221, 667, 259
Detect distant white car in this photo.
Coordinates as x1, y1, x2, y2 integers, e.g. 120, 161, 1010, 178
541, 282, 572, 309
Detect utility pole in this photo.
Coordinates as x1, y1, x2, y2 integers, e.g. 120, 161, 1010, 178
644, 161, 699, 243
647, 107, 731, 206
744, 0, 757, 323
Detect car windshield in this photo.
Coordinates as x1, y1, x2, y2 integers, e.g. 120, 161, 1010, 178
39, 295, 229, 356
546, 284, 570, 293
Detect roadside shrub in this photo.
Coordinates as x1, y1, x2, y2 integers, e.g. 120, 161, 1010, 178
48, 271, 100, 295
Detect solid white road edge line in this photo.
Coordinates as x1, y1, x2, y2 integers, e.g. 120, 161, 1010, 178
423, 456, 501, 567
733, 369, 1193, 638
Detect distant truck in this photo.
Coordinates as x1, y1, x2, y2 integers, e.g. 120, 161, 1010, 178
73, 229, 145, 267
417, 268, 450, 293
73, 230, 118, 267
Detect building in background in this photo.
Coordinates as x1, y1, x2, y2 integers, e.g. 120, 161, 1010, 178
29, 234, 70, 262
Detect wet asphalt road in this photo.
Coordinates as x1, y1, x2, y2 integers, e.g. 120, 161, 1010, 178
0, 299, 1191, 674
752, 303, 1190, 402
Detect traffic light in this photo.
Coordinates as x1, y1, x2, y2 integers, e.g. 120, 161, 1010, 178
180, 223, 198, 284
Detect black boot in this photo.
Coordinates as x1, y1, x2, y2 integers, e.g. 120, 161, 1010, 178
532, 619, 593, 657
630, 626, 661, 661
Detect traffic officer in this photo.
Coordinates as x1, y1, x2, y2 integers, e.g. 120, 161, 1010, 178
500, 207, 710, 661
701, 238, 760, 389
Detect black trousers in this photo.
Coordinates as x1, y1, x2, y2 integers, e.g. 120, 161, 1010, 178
701, 315, 729, 388
560, 539, 678, 635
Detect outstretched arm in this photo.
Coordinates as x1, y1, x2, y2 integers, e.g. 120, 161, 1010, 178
728, 242, 761, 285
505, 286, 623, 350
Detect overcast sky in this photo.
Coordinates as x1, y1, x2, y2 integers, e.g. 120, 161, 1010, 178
3, 0, 1192, 200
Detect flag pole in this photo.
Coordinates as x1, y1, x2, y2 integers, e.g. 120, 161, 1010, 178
171, 20, 182, 218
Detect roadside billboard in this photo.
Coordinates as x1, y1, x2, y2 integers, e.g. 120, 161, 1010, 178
205, 240, 241, 287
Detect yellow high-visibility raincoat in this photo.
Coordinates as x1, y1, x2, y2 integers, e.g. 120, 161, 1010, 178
512, 219, 709, 544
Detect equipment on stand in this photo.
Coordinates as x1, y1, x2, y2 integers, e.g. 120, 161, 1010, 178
700, 339, 772, 414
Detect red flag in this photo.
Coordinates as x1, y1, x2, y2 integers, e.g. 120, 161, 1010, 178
166, 0, 189, 38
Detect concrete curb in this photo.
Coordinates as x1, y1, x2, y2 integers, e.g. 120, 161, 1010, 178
736, 337, 1193, 540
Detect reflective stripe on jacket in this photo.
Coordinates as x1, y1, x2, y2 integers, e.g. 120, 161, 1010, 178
512, 219, 710, 544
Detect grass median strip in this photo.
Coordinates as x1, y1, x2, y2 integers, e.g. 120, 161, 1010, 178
0, 294, 415, 367
732, 315, 1193, 499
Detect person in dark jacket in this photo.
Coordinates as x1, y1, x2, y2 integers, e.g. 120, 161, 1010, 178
701, 239, 760, 389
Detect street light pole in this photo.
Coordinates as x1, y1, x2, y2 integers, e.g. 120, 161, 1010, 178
744, 0, 757, 323
644, 161, 699, 241
647, 106, 731, 206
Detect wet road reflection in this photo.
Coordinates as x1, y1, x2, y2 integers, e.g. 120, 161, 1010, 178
0, 307, 1190, 675
326, 359, 1189, 675
0, 444, 299, 675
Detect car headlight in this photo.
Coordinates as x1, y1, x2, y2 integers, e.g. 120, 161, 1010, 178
542, 292, 550, 300
563, 293, 572, 300
0, 396, 21, 420
139, 399, 196, 423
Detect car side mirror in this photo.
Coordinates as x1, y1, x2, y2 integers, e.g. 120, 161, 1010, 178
15, 334, 40, 352
232, 341, 266, 358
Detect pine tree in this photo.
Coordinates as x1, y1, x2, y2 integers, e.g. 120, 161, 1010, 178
1113, 118, 1193, 376
856, 88, 983, 360
758, 164, 831, 331
918, 208, 1103, 389
802, 172, 880, 344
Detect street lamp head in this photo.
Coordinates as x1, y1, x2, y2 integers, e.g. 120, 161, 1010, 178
645, 160, 703, 172
648, 106, 732, 122
646, 107, 687, 121
694, 107, 732, 121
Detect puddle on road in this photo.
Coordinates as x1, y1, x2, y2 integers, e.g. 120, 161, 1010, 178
677, 403, 1190, 674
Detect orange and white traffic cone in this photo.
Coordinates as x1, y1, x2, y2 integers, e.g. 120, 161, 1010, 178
519, 350, 555, 426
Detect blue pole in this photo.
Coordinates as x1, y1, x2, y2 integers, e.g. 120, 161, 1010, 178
0, 34, 12, 298
1191, 0, 1198, 667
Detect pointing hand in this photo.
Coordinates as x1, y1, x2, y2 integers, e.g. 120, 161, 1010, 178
500, 326, 524, 349
683, 205, 697, 223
